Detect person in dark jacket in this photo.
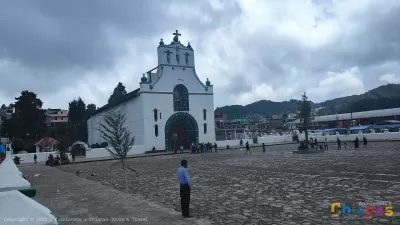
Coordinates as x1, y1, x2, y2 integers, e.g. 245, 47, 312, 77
245, 141, 251, 154
363, 137, 368, 147
354, 137, 360, 149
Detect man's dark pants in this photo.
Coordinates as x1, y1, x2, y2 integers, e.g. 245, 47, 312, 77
180, 184, 191, 216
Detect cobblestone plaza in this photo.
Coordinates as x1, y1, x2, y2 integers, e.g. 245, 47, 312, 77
61, 142, 400, 224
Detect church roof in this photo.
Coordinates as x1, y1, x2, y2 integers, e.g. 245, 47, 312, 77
91, 88, 140, 117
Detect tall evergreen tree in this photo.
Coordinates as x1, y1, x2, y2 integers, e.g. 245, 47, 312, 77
108, 82, 127, 103
13, 91, 46, 138
68, 98, 87, 142
298, 92, 312, 145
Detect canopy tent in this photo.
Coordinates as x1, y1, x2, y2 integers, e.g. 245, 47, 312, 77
35, 137, 59, 146
370, 124, 400, 129
0, 190, 58, 225
0, 173, 31, 192
319, 128, 336, 133
348, 125, 371, 131
0, 157, 23, 177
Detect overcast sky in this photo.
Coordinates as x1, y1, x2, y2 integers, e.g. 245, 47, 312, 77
1, 0, 400, 109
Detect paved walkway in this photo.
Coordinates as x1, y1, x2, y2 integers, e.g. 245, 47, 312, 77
19, 164, 211, 225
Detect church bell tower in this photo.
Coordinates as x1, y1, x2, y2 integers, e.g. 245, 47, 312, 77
157, 30, 195, 68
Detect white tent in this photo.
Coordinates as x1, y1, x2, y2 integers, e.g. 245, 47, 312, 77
0, 173, 31, 192
0, 157, 23, 177
0, 190, 57, 225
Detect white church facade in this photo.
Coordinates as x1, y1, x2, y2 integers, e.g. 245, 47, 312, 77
87, 30, 216, 152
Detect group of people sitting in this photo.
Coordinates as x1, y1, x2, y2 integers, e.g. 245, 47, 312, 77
45, 154, 61, 166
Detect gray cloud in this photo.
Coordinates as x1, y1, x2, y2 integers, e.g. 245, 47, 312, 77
0, 0, 399, 108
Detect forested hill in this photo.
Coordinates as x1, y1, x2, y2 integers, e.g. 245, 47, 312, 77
215, 84, 400, 119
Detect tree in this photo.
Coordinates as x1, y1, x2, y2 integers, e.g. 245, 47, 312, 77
100, 110, 138, 190
86, 103, 97, 119
108, 82, 127, 103
56, 135, 73, 164
1, 104, 6, 109
11, 138, 25, 154
13, 91, 46, 138
1, 114, 23, 138
68, 98, 87, 142
298, 92, 312, 147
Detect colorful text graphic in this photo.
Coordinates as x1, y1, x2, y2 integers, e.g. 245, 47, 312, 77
331, 202, 393, 220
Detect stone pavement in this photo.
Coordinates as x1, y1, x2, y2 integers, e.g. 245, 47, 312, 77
19, 164, 211, 225
60, 142, 400, 224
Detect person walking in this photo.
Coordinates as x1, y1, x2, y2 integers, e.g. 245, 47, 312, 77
363, 137, 368, 147
354, 137, 360, 149
34, 154, 37, 164
324, 138, 328, 151
262, 143, 265, 153
177, 160, 192, 218
337, 137, 341, 150
245, 141, 251, 154
180, 145, 184, 154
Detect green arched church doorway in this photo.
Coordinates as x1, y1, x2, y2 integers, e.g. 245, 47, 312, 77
165, 112, 198, 151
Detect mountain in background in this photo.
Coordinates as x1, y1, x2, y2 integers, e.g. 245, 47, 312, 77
215, 84, 400, 119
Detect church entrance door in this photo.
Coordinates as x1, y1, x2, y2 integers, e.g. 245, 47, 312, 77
165, 112, 198, 151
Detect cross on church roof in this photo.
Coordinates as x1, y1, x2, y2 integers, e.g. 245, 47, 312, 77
173, 30, 181, 42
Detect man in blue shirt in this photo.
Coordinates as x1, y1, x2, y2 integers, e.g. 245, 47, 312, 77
177, 160, 192, 218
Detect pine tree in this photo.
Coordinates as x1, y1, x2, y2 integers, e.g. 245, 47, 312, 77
100, 110, 138, 190
68, 98, 87, 142
108, 82, 127, 103
298, 92, 312, 147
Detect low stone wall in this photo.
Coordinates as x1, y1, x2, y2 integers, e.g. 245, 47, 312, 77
215, 139, 253, 147
258, 135, 293, 144
12, 151, 58, 164
85, 145, 145, 158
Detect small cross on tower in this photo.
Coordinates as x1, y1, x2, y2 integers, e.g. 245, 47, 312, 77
173, 30, 181, 42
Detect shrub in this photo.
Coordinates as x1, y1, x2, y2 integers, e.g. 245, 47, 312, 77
90, 143, 100, 149
12, 138, 25, 154
100, 142, 108, 148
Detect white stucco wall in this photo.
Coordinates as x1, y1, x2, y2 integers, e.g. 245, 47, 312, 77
88, 96, 144, 146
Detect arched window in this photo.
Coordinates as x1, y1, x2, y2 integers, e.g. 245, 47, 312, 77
154, 109, 158, 121
155, 125, 159, 137
173, 84, 189, 111
203, 123, 207, 134
203, 109, 207, 120
159, 112, 162, 119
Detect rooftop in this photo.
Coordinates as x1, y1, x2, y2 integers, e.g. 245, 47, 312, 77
292, 107, 400, 124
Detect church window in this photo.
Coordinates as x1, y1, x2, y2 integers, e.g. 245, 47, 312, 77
176, 54, 180, 64
154, 109, 158, 121
173, 84, 189, 111
155, 125, 159, 137
159, 112, 162, 119
203, 123, 207, 134
203, 109, 207, 120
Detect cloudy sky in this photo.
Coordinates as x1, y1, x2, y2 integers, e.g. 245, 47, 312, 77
1, 0, 400, 109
